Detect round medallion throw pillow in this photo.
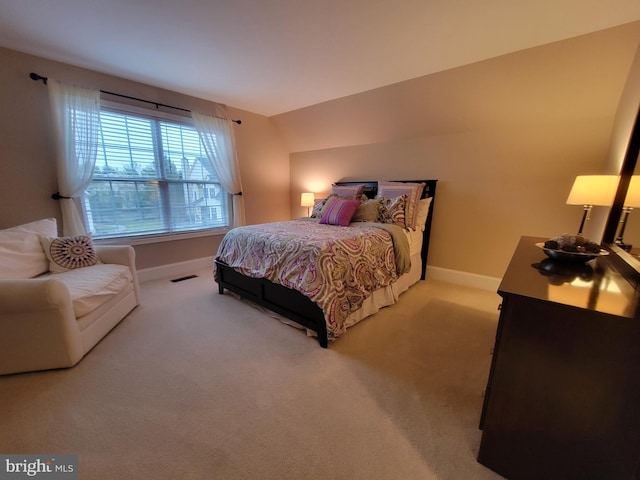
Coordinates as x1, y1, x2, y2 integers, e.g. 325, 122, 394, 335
40, 235, 99, 273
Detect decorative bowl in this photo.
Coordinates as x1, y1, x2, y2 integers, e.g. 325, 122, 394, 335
535, 242, 609, 263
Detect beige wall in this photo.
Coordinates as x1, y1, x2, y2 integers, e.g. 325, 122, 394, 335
273, 22, 640, 278
0, 47, 290, 270
3, 23, 640, 279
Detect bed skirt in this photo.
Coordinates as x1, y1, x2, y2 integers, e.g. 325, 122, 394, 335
246, 252, 423, 340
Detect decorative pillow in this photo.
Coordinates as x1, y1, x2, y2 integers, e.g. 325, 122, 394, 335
40, 235, 99, 273
378, 195, 407, 227
311, 195, 337, 218
0, 218, 58, 280
331, 184, 366, 200
377, 181, 425, 229
319, 197, 361, 226
352, 198, 382, 223
414, 197, 433, 231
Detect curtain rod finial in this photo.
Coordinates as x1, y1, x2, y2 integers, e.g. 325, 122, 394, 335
29, 72, 48, 85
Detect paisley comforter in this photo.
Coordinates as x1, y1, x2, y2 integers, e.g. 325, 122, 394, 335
215, 219, 411, 340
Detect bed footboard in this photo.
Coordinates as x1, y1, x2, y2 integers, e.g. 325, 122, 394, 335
214, 259, 329, 348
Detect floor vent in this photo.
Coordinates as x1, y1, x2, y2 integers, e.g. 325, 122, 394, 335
170, 274, 198, 283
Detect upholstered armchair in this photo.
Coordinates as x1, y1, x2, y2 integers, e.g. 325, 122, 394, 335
0, 218, 140, 375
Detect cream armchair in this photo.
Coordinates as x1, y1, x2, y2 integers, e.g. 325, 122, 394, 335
0, 219, 140, 375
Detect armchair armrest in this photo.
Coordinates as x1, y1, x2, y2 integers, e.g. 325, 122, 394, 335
0, 277, 83, 374
95, 245, 140, 303
95, 245, 136, 267
0, 277, 72, 313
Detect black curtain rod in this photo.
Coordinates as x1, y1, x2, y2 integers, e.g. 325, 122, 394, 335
29, 72, 241, 125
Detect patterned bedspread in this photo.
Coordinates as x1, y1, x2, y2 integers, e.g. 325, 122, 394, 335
215, 219, 410, 340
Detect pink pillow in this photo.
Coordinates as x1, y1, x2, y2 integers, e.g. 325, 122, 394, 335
319, 197, 361, 226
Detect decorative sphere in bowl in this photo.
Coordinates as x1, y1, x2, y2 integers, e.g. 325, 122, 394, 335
535, 234, 608, 263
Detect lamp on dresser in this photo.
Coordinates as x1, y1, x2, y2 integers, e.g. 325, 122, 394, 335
615, 175, 640, 251
566, 175, 619, 235
301, 192, 315, 217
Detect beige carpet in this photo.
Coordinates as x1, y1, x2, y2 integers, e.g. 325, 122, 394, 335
0, 269, 505, 479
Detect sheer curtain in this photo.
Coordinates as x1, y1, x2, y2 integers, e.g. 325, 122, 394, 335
192, 111, 246, 227
48, 80, 101, 236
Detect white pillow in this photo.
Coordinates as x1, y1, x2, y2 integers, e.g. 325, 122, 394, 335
0, 218, 58, 279
414, 197, 433, 232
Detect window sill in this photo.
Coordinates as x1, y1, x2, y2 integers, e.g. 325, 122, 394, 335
94, 228, 230, 246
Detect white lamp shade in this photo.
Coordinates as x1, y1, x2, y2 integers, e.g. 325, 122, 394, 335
301, 192, 315, 207
566, 175, 619, 206
624, 176, 640, 208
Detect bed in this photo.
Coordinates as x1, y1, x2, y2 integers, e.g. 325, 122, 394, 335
214, 179, 437, 347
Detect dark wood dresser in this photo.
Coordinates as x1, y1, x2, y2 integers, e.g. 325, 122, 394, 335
478, 236, 640, 480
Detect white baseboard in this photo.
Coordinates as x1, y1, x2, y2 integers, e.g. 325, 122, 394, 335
139, 256, 500, 292
426, 266, 500, 292
138, 256, 215, 283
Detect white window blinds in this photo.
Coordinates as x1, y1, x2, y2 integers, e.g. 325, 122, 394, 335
83, 108, 230, 239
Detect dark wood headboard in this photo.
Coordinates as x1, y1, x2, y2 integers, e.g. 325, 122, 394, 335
333, 179, 438, 280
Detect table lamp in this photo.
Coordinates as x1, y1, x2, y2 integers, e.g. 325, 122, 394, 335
301, 192, 315, 217
615, 175, 640, 251
566, 175, 619, 235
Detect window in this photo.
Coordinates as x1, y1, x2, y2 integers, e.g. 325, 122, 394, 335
83, 107, 230, 240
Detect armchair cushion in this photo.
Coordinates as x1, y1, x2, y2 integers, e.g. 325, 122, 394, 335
41, 264, 133, 317
0, 218, 58, 279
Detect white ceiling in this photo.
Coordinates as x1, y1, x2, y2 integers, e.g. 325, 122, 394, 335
1, 0, 640, 116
